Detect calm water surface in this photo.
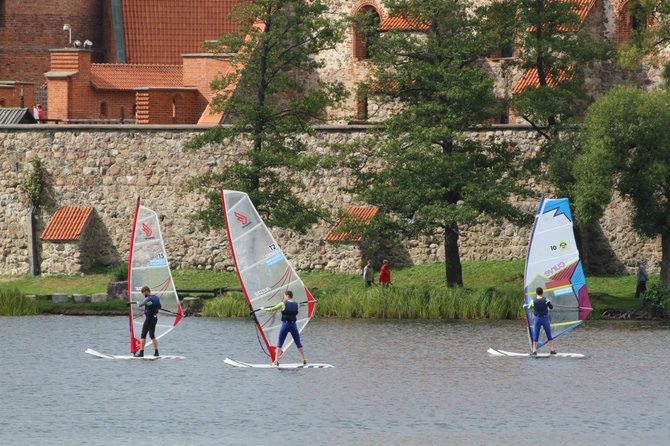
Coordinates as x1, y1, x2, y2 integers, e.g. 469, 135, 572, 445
0, 316, 668, 445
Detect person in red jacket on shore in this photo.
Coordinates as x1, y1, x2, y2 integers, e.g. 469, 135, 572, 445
379, 259, 391, 287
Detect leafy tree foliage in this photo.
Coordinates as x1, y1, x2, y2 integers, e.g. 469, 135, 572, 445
342, 0, 530, 287
575, 85, 670, 288
510, 0, 611, 198
185, 0, 346, 233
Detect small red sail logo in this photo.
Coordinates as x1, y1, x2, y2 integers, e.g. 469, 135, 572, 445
142, 223, 152, 237
235, 212, 248, 225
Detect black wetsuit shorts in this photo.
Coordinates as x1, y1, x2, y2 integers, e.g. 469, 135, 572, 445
141, 314, 158, 339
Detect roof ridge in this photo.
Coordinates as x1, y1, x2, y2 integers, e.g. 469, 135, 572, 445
91, 63, 183, 69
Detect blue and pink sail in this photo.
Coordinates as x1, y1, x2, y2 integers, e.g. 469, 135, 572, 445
524, 198, 592, 349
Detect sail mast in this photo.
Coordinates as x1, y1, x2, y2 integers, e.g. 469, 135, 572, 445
127, 197, 141, 353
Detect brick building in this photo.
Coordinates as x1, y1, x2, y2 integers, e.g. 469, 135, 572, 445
44, 49, 233, 124
0, 0, 664, 125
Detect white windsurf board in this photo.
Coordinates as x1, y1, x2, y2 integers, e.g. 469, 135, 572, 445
487, 347, 584, 358
224, 357, 333, 369
85, 348, 184, 360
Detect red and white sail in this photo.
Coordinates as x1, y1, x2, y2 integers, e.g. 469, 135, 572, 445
128, 199, 183, 353
221, 190, 316, 362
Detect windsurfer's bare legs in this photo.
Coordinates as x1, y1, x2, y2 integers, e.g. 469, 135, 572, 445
531, 340, 555, 353
273, 348, 283, 365
271, 347, 306, 365
139, 338, 158, 352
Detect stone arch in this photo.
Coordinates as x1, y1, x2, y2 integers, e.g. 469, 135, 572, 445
352, 1, 383, 60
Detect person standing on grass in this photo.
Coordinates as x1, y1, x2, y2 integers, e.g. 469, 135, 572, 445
261, 290, 307, 366
635, 261, 648, 299
363, 260, 375, 287
133, 286, 161, 357
526, 287, 556, 356
379, 259, 391, 287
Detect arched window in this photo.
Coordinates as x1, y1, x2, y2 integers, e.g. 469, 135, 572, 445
172, 95, 181, 123
100, 101, 107, 117
355, 91, 368, 121
616, 0, 649, 43
631, 3, 647, 34
353, 6, 381, 60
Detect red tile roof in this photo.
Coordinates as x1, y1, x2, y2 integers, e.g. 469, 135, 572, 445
91, 64, 183, 90
513, 68, 572, 93
120, 0, 240, 65
527, 0, 596, 32
41, 207, 93, 241
571, 0, 597, 22
324, 207, 379, 242
378, 15, 430, 31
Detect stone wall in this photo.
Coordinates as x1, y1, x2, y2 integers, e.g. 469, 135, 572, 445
0, 124, 661, 277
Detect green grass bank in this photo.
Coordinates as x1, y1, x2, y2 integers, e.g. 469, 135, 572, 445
2, 259, 662, 319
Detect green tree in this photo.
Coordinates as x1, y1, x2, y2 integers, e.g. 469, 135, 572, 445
185, 0, 346, 232
341, 0, 530, 287
20, 158, 46, 276
574, 85, 670, 289
510, 0, 611, 197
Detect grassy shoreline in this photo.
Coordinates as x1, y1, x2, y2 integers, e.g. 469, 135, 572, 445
0, 260, 663, 319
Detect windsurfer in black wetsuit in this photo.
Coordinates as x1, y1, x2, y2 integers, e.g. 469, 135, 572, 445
133, 286, 161, 357
527, 287, 556, 355
261, 291, 307, 366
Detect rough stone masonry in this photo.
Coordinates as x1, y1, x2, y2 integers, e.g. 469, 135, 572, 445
0, 124, 660, 276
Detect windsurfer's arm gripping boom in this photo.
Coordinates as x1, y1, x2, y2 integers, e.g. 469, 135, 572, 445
261, 302, 285, 312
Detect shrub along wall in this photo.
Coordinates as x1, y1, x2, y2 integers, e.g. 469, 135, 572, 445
0, 124, 660, 276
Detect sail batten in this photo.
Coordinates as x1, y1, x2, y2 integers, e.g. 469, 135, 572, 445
127, 201, 183, 353
524, 198, 591, 349
221, 190, 316, 362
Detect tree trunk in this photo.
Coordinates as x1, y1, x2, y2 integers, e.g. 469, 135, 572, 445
444, 223, 463, 287
662, 231, 670, 291
28, 207, 40, 276
574, 223, 589, 274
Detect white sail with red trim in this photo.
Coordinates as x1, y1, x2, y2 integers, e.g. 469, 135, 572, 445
127, 199, 183, 353
221, 190, 317, 362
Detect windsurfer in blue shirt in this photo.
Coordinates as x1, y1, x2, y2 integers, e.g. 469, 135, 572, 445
133, 286, 161, 357
261, 290, 307, 366
527, 287, 556, 355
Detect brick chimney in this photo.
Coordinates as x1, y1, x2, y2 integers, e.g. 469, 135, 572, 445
44, 49, 94, 121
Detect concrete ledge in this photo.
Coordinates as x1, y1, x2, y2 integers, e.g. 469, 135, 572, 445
91, 293, 109, 303
51, 293, 69, 303
72, 294, 91, 304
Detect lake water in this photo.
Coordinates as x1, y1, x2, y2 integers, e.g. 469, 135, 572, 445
0, 316, 668, 445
